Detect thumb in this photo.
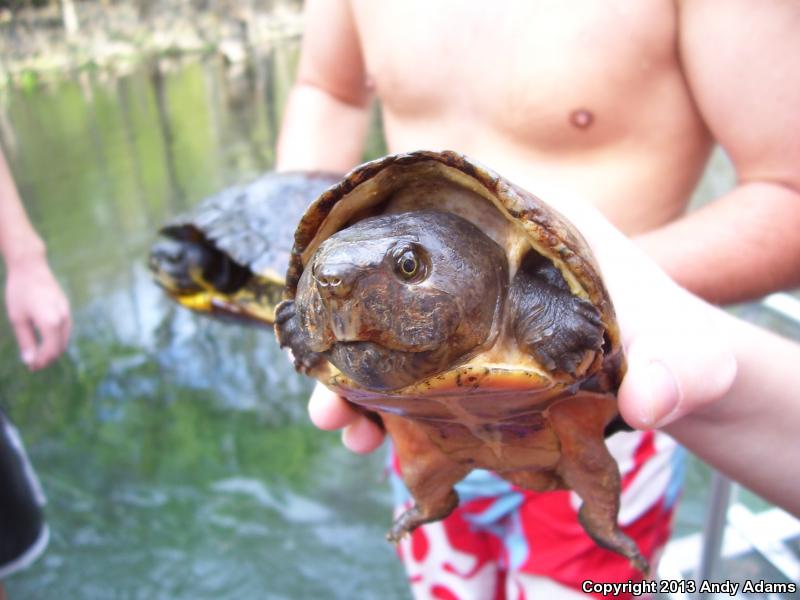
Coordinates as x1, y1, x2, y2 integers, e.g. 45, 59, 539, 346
618, 331, 737, 430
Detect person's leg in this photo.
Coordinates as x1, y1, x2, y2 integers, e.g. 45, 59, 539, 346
505, 431, 681, 597
388, 448, 504, 599
0, 409, 48, 585
0, 582, 7, 600
397, 518, 502, 600
508, 572, 589, 600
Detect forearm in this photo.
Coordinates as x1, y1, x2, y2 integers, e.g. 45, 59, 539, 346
0, 151, 45, 267
665, 309, 800, 515
276, 82, 371, 173
635, 180, 800, 304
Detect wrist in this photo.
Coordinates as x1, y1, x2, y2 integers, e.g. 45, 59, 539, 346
2, 234, 47, 271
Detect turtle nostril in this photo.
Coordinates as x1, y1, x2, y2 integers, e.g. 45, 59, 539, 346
314, 270, 352, 298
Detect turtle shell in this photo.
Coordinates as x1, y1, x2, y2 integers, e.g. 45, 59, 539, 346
284, 151, 623, 397
150, 171, 340, 325
276, 151, 645, 571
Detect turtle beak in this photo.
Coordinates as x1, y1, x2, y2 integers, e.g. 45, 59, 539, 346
311, 267, 364, 342
303, 236, 392, 346
329, 310, 362, 342
296, 263, 357, 352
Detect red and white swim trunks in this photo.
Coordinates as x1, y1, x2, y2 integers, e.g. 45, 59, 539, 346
390, 430, 684, 600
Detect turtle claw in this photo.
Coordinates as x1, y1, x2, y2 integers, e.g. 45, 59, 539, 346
386, 515, 414, 543
387, 506, 423, 543
386, 489, 460, 543
274, 299, 299, 327
578, 506, 651, 574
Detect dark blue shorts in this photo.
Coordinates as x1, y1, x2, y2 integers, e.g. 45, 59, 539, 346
0, 409, 48, 579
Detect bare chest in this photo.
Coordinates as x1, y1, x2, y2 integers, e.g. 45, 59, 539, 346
352, 0, 685, 149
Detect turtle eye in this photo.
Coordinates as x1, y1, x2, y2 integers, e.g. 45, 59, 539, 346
392, 246, 427, 282
399, 253, 418, 277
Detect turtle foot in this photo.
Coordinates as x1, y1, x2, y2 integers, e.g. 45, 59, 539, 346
386, 507, 420, 543
274, 300, 323, 373
578, 506, 650, 575
386, 489, 460, 543
511, 274, 604, 376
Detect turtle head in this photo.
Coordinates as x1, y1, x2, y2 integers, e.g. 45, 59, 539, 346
295, 210, 508, 390
148, 233, 251, 295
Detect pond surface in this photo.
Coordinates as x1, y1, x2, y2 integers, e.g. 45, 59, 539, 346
1, 43, 405, 599
1, 37, 797, 600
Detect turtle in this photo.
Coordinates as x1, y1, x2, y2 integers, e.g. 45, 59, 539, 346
274, 150, 647, 572
148, 171, 341, 325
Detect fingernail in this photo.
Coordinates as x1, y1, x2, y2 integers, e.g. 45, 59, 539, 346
21, 350, 35, 365
640, 360, 680, 428
342, 419, 382, 455
341, 424, 361, 453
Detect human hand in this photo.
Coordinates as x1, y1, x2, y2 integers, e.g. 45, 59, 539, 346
302, 197, 738, 452
4, 254, 72, 371
308, 382, 386, 453
552, 198, 737, 430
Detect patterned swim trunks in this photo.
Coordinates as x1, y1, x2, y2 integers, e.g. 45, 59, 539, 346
391, 430, 684, 600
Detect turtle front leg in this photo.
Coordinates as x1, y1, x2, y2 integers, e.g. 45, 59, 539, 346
382, 414, 470, 541
509, 264, 604, 375
274, 299, 324, 373
549, 395, 650, 574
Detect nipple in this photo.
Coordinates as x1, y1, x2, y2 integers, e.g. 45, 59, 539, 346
569, 109, 594, 130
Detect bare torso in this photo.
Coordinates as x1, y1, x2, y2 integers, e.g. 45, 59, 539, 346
351, 0, 713, 234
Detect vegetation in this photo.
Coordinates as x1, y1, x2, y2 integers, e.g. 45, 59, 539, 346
0, 0, 303, 86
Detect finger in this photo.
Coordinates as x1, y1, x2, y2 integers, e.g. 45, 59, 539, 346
342, 416, 385, 454
11, 319, 38, 369
31, 314, 62, 371
58, 308, 72, 355
308, 383, 360, 430
618, 331, 737, 430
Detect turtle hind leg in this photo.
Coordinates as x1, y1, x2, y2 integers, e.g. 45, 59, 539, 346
382, 414, 470, 542
549, 396, 650, 574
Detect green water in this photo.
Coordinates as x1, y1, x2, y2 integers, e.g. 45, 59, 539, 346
0, 46, 404, 599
